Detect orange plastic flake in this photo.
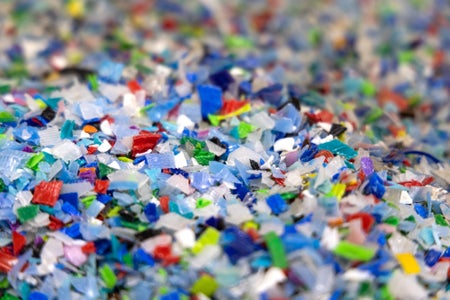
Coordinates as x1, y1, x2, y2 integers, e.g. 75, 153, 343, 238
83, 124, 98, 133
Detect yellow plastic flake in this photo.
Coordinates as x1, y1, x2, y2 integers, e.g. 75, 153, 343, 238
242, 221, 258, 231
396, 253, 420, 274
117, 156, 133, 163
107, 206, 122, 218
35, 99, 47, 110
67, 0, 85, 18
328, 183, 346, 200
208, 103, 252, 126
192, 227, 220, 254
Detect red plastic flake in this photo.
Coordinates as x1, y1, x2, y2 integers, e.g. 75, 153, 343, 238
94, 179, 110, 194
153, 244, 171, 260
159, 195, 170, 213
315, 150, 334, 163
48, 216, 64, 231
272, 177, 285, 187
162, 255, 180, 266
87, 145, 98, 154
377, 88, 409, 112
346, 212, 375, 233
81, 242, 96, 254
127, 80, 142, 93
131, 132, 162, 157
220, 100, 249, 115
305, 110, 333, 124
0, 250, 18, 273
32, 180, 63, 207
246, 228, 260, 241
12, 231, 26, 256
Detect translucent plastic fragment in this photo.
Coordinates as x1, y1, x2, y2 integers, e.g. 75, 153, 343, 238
49, 140, 82, 162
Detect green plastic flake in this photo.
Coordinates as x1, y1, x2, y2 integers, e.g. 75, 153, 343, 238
360, 80, 376, 97
280, 192, 297, 201
26, 153, 45, 171
257, 188, 270, 195
379, 285, 394, 300
405, 215, 416, 223
0, 276, 9, 289
384, 216, 399, 226
398, 50, 415, 64
87, 74, 99, 92
123, 253, 133, 268
98, 163, 116, 178
224, 35, 253, 50
99, 264, 117, 289
0, 111, 16, 122
364, 107, 383, 124
264, 231, 288, 269
196, 198, 212, 209
139, 103, 155, 113
60, 120, 75, 139
359, 281, 373, 297
1, 293, 20, 300
0, 178, 6, 192
180, 137, 205, 149
237, 122, 254, 138
193, 149, 215, 166
333, 241, 376, 262
81, 195, 96, 208
192, 227, 220, 254
0, 85, 11, 94
318, 139, 357, 159
17, 205, 39, 223
191, 275, 219, 297
435, 214, 449, 227
308, 28, 322, 46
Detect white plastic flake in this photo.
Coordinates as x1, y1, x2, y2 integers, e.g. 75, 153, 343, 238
388, 271, 428, 300
399, 190, 413, 205
155, 213, 194, 231
226, 203, 253, 225
49, 140, 83, 162
166, 174, 195, 194
97, 140, 112, 153
255, 267, 286, 293
39, 126, 61, 146
174, 228, 196, 249
273, 137, 295, 152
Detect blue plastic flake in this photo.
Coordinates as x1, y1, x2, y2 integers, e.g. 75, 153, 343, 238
363, 173, 386, 199
209, 70, 234, 91
145, 152, 176, 168
98, 60, 124, 83
144, 202, 159, 223
414, 204, 429, 219
198, 84, 223, 119
221, 227, 256, 264
425, 249, 441, 267
60, 193, 78, 208
266, 194, 288, 215
28, 291, 48, 300
133, 248, 155, 268
61, 222, 81, 239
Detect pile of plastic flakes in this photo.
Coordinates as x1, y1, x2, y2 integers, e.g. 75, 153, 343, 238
1, 0, 450, 299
